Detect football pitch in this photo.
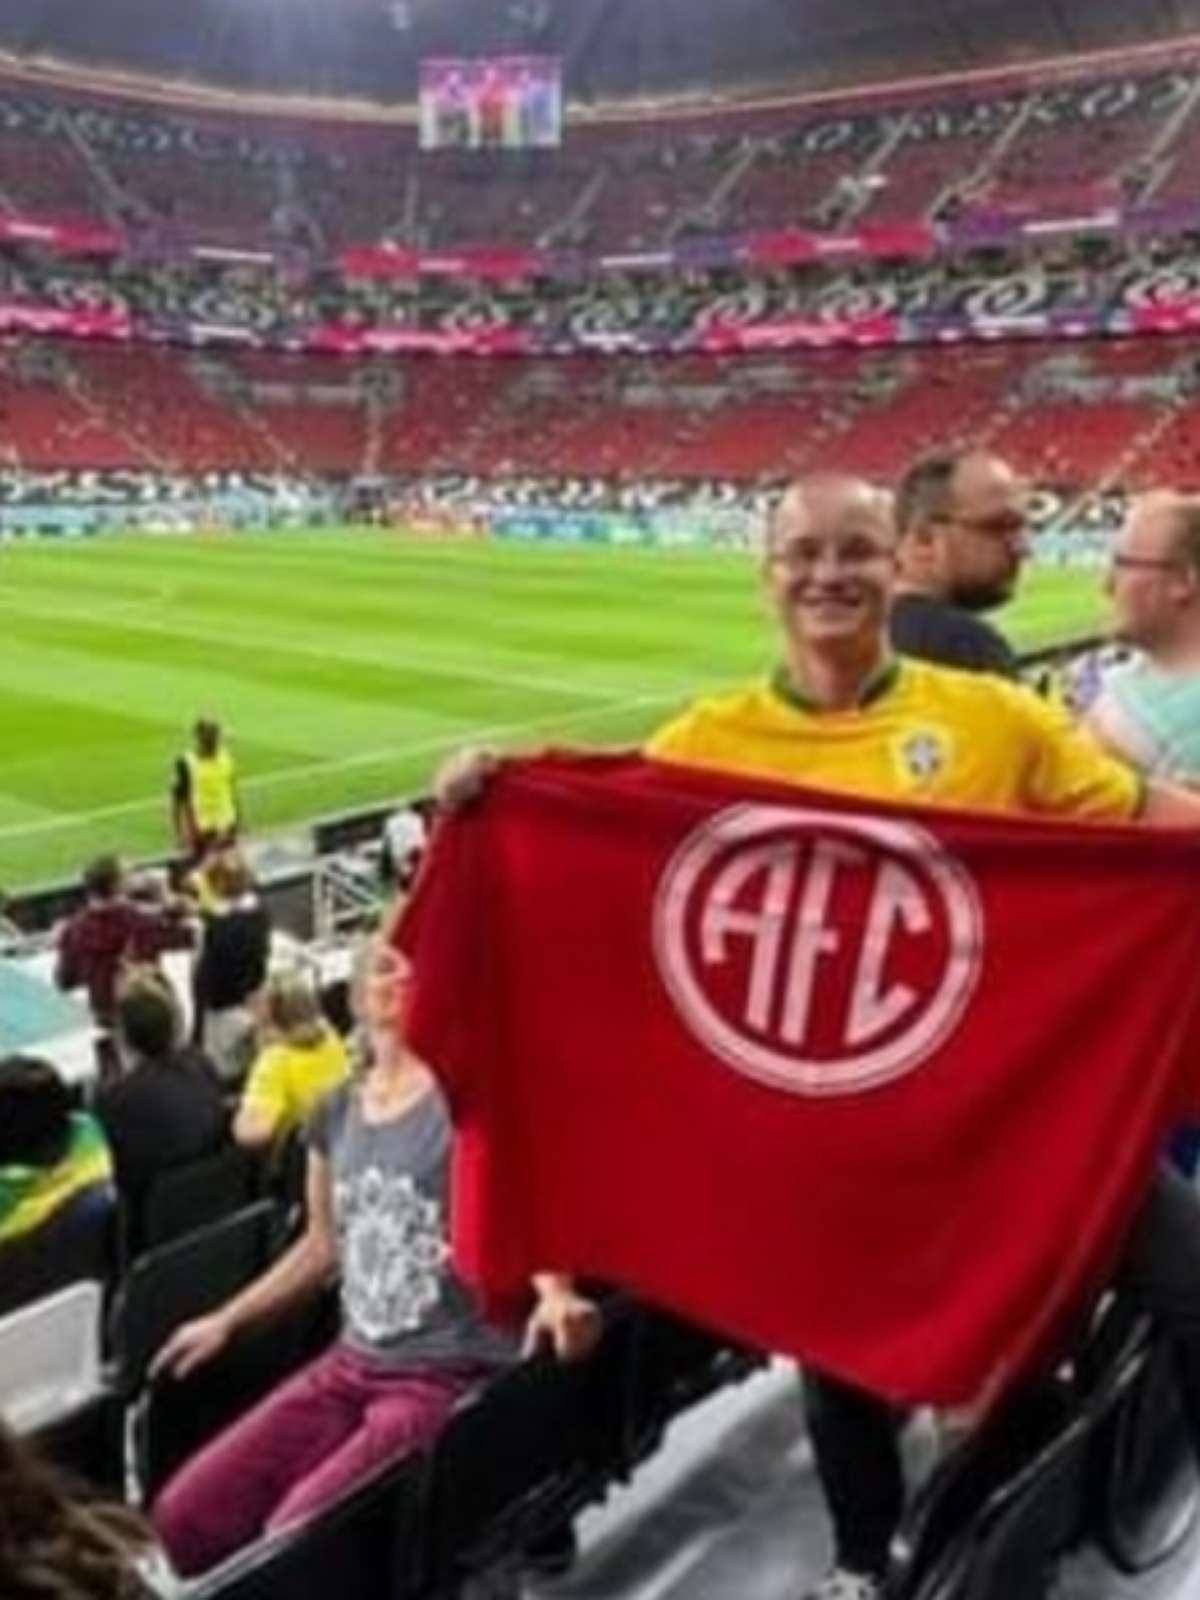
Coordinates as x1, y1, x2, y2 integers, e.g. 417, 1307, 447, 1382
0, 528, 1109, 892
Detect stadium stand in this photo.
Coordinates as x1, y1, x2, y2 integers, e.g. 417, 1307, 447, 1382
0, 345, 134, 471
70, 345, 287, 473
0, 335, 1189, 507
0, 49, 1195, 253
0, 116, 99, 220
2, 227, 1200, 365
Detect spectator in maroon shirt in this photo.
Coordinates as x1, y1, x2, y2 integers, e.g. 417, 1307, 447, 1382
55, 855, 193, 1031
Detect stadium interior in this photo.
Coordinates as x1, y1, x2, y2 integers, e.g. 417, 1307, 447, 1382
5, 1, 1200, 1597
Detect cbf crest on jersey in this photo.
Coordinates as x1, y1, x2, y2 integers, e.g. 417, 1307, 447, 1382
895, 727, 952, 786
653, 804, 983, 1097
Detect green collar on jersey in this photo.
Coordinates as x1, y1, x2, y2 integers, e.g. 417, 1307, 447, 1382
771, 656, 902, 714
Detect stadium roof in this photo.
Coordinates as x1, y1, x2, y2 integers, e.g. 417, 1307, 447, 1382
0, 0, 1199, 107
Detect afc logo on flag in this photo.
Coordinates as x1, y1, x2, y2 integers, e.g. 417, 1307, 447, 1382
653, 805, 984, 1097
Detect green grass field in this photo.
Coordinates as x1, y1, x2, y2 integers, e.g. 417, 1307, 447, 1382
0, 529, 1108, 891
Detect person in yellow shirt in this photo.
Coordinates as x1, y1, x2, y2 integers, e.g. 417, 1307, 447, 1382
645, 477, 1141, 822
172, 719, 241, 864
234, 972, 349, 1154
649, 474, 1200, 1599
437, 471, 1200, 1600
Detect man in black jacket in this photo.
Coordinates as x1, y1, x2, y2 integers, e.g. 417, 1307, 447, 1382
96, 973, 228, 1253
890, 448, 1028, 680
193, 850, 271, 1085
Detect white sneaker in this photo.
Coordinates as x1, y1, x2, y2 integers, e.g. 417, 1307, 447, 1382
801, 1569, 883, 1600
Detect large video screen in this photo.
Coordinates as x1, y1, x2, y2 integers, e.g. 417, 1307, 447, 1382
419, 57, 562, 150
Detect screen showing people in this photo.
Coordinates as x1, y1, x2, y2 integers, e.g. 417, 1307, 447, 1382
419, 57, 562, 150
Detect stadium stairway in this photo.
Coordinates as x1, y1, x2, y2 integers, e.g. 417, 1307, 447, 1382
528, 1364, 1200, 1600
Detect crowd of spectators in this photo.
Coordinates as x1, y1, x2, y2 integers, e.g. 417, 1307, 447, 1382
49, 847, 350, 1182
7, 804, 409, 1264
0, 794, 556, 1591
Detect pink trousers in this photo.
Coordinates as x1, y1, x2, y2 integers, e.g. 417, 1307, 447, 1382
153, 1343, 482, 1577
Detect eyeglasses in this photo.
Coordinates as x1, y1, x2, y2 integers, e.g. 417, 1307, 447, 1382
769, 538, 894, 573
932, 513, 1027, 543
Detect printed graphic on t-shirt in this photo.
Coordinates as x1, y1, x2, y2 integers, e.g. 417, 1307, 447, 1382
335, 1166, 450, 1343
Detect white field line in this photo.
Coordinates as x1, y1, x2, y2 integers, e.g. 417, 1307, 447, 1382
0, 589, 628, 704
0, 689, 681, 844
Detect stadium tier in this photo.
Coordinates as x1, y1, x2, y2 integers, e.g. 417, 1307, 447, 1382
0, 337, 1194, 495
0, 49, 1195, 255
4, 224, 1200, 360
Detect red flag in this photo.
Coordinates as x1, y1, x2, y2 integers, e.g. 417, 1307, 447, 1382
398, 753, 1200, 1407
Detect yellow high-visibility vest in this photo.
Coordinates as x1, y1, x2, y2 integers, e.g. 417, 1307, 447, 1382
184, 748, 237, 832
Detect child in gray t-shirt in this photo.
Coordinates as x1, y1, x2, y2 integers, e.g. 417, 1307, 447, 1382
149, 943, 514, 1579
309, 1079, 513, 1371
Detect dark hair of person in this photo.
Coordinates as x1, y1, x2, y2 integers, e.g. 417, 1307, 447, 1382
894, 449, 973, 538
0, 1056, 73, 1168
115, 978, 178, 1067
82, 856, 122, 902
0, 1417, 154, 1600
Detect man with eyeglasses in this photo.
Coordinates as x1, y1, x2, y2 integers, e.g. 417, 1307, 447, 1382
791, 452, 1029, 1599
1086, 491, 1200, 1184
434, 472, 1200, 1600
1086, 491, 1200, 777
889, 449, 1029, 680
639, 473, 1200, 1600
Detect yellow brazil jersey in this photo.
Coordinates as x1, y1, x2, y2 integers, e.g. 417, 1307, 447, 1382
241, 1031, 351, 1140
645, 658, 1142, 823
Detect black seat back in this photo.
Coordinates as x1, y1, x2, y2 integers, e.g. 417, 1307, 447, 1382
1091, 1330, 1200, 1574
32, 1390, 124, 1496
138, 1144, 256, 1257
112, 1200, 280, 1395
141, 1287, 339, 1504
887, 1383, 1072, 1599
913, 1409, 1096, 1600
889, 1308, 1153, 1600
404, 1313, 638, 1595
396, 1297, 758, 1597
